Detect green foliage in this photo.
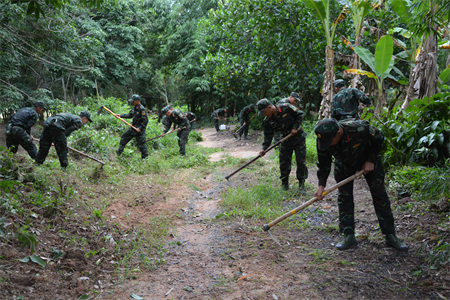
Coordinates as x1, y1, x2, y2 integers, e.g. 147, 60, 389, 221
368, 92, 450, 165
17, 227, 38, 254
388, 164, 450, 198
201, 0, 331, 106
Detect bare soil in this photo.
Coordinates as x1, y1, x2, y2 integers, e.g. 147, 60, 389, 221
1, 125, 449, 299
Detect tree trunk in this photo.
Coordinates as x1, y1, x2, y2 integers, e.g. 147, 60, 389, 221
318, 46, 335, 119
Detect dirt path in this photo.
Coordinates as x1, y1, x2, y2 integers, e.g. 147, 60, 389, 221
116, 128, 448, 300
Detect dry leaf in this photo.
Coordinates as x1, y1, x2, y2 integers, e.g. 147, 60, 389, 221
237, 275, 251, 281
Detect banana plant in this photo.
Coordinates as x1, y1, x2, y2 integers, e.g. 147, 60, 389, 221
301, 0, 341, 119
346, 35, 394, 116
337, 0, 372, 88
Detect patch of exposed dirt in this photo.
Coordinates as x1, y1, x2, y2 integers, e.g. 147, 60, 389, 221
115, 128, 449, 300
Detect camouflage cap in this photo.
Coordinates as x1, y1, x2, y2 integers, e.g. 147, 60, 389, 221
314, 118, 340, 150
249, 103, 256, 111
290, 92, 300, 101
132, 94, 141, 101
333, 79, 346, 88
80, 111, 93, 122
161, 105, 172, 114
224, 107, 229, 111
33, 101, 46, 109
256, 99, 273, 115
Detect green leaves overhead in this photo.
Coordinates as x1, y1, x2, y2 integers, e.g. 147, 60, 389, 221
375, 35, 394, 77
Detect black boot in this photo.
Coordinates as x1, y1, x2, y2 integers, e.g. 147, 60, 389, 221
299, 180, 306, 194
282, 179, 289, 190
336, 234, 357, 250
386, 234, 409, 252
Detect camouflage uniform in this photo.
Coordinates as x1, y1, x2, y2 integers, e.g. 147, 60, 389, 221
316, 119, 395, 235
6, 107, 39, 158
262, 103, 308, 185
185, 112, 197, 131
164, 109, 191, 155
273, 98, 290, 143
238, 105, 255, 138
35, 113, 83, 167
117, 104, 149, 158
331, 88, 371, 121
211, 108, 227, 132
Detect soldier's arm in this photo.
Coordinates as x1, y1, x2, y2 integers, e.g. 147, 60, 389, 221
287, 104, 304, 130
25, 111, 38, 134
316, 146, 333, 188
353, 88, 371, 106
65, 119, 83, 137
163, 119, 172, 134
366, 124, 385, 163
137, 108, 148, 130
262, 121, 274, 150
120, 109, 133, 119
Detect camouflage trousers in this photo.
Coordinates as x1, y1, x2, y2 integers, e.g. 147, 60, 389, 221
279, 136, 308, 183
177, 125, 190, 155
238, 116, 250, 138
334, 156, 395, 235
117, 128, 148, 158
6, 126, 37, 159
35, 126, 69, 168
190, 121, 196, 131
213, 118, 220, 132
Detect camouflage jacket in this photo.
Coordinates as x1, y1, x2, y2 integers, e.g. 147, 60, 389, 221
239, 105, 255, 120
8, 107, 38, 135
316, 120, 385, 187
262, 103, 305, 150
331, 88, 371, 121
185, 112, 197, 122
163, 109, 190, 133
44, 113, 83, 137
120, 104, 148, 130
211, 108, 227, 119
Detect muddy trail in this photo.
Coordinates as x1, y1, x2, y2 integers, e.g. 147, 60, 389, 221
116, 128, 449, 300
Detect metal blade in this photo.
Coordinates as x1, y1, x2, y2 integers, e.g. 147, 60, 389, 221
267, 230, 281, 246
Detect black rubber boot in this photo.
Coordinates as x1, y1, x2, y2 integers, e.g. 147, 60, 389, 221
244, 136, 250, 140
386, 234, 409, 252
299, 180, 306, 194
282, 179, 289, 190
336, 234, 357, 250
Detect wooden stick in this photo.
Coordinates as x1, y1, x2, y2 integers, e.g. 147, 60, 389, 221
263, 170, 364, 231
100, 106, 139, 132
33, 138, 105, 165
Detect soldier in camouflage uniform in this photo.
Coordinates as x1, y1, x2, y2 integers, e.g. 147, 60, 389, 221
274, 92, 302, 143
211, 107, 228, 132
5, 101, 45, 158
237, 104, 255, 140
185, 112, 197, 131
161, 105, 191, 155
35, 111, 92, 168
257, 99, 308, 191
115, 95, 149, 159
313, 119, 408, 252
331, 79, 372, 121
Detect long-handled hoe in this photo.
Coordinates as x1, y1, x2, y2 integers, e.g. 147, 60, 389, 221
225, 127, 302, 184
146, 119, 195, 142
97, 106, 140, 132
32, 137, 106, 167
233, 114, 257, 139
262, 170, 364, 246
